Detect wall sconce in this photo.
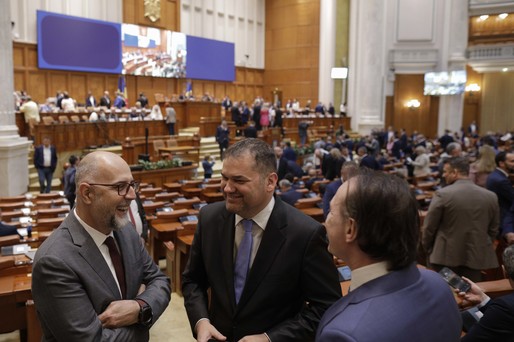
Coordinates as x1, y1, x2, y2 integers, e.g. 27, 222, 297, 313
465, 83, 481, 96
405, 99, 421, 108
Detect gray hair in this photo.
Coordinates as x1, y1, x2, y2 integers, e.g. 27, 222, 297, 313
503, 245, 514, 280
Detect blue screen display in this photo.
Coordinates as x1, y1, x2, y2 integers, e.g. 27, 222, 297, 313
37, 11, 122, 74
186, 35, 235, 82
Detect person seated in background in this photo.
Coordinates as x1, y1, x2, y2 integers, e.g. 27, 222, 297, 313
282, 141, 297, 161
243, 121, 258, 138
316, 170, 462, 341
305, 168, 324, 191
202, 155, 215, 179
278, 179, 303, 206
458, 244, 514, 341
147, 105, 163, 120
0, 210, 19, 237
61, 92, 76, 112
88, 111, 98, 122
113, 92, 126, 109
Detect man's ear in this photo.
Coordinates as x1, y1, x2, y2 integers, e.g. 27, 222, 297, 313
267, 173, 278, 192
346, 218, 357, 243
78, 183, 93, 204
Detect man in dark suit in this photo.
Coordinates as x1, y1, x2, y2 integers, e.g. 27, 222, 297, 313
32, 151, 170, 341
85, 91, 96, 108
423, 157, 499, 281
99, 90, 111, 107
359, 148, 382, 171
278, 179, 303, 206
322, 161, 358, 219
33, 137, 58, 193
459, 244, 514, 341
282, 141, 297, 161
487, 151, 514, 244
317, 170, 462, 341
137, 93, 149, 108
183, 138, 341, 341
243, 121, 258, 138
274, 146, 289, 181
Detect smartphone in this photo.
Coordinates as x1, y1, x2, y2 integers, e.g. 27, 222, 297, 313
337, 266, 352, 281
438, 267, 471, 292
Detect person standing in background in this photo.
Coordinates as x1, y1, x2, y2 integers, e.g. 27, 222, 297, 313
19, 96, 40, 140
215, 120, 230, 160
202, 155, 215, 179
63, 155, 79, 208
34, 137, 58, 193
165, 102, 177, 135
85, 91, 96, 108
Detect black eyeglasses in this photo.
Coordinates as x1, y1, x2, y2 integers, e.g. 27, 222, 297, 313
88, 181, 140, 196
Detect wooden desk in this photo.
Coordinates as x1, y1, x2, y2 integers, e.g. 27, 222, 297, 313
299, 207, 324, 223
131, 165, 198, 188
159, 146, 200, 163
175, 234, 194, 296
149, 221, 183, 263
0, 274, 32, 334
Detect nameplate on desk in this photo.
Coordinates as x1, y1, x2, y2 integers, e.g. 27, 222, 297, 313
156, 207, 173, 213
179, 216, 198, 223
174, 197, 187, 202
57, 213, 68, 218
20, 208, 31, 215
1, 244, 30, 256
119, 117, 127, 122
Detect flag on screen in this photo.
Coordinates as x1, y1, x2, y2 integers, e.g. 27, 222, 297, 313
117, 75, 128, 105
185, 81, 193, 98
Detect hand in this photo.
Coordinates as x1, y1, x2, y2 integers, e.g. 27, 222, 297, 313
455, 277, 489, 310
505, 232, 514, 245
98, 300, 139, 328
196, 320, 226, 342
238, 334, 269, 342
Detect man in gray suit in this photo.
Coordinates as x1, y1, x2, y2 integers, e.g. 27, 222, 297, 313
423, 156, 500, 282
32, 151, 171, 341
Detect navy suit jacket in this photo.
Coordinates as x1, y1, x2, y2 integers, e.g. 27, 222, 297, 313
0, 221, 19, 237
183, 197, 341, 341
316, 264, 462, 341
462, 292, 514, 341
322, 179, 342, 219
360, 155, 382, 171
486, 169, 514, 236
33, 145, 58, 172
279, 189, 304, 206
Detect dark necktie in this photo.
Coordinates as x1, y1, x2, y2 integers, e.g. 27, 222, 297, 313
104, 236, 126, 299
234, 219, 254, 304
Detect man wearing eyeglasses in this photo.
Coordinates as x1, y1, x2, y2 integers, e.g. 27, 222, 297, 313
32, 151, 171, 341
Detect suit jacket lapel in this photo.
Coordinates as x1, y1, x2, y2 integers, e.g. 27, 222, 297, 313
218, 209, 237, 312
236, 198, 286, 310
66, 212, 122, 299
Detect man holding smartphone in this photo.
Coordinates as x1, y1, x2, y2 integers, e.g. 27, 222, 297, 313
422, 157, 500, 282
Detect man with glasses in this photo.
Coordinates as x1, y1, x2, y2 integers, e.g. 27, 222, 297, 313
32, 151, 170, 341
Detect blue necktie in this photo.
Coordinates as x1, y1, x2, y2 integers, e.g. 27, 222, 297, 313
234, 219, 253, 304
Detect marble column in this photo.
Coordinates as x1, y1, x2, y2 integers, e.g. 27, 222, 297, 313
318, 0, 336, 107
347, 0, 386, 134
0, 0, 31, 196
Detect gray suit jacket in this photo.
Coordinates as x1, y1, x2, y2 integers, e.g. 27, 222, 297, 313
32, 212, 171, 341
422, 179, 499, 270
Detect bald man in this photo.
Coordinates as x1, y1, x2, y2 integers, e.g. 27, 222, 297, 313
32, 151, 170, 341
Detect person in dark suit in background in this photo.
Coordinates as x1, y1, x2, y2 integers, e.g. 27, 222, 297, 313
459, 244, 514, 341
322, 161, 358, 219
274, 146, 289, 181
183, 138, 341, 342
0, 216, 19, 237
487, 151, 514, 244
317, 170, 462, 341
282, 141, 297, 162
33, 137, 58, 193
32, 151, 170, 341
278, 179, 303, 206
137, 93, 149, 108
202, 155, 215, 179
85, 91, 96, 108
215, 120, 230, 161
99, 91, 111, 107
63, 155, 79, 208
243, 121, 258, 138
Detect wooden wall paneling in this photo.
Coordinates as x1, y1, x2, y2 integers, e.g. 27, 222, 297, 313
70, 74, 87, 103
27, 72, 48, 104
123, 0, 136, 24
48, 72, 68, 98
13, 71, 26, 94
87, 74, 106, 100
236, 85, 245, 102
204, 83, 215, 97
26, 46, 38, 69
215, 82, 226, 99
12, 45, 25, 67
384, 96, 394, 129
226, 84, 235, 100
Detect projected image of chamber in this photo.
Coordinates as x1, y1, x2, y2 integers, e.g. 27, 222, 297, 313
424, 70, 466, 96
122, 24, 186, 78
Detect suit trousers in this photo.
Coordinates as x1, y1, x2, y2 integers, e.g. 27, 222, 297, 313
37, 167, 54, 193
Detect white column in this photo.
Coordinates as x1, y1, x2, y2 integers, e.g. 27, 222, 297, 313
348, 0, 386, 134
0, 0, 31, 196
318, 0, 336, 106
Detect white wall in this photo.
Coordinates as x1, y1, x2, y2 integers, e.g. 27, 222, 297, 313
181, 0, 265, 69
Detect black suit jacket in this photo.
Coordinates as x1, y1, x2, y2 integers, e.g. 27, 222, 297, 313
462, 293, 514, 341
182, 197, 341, 341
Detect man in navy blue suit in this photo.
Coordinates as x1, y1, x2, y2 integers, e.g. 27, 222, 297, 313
486, 151, 514, 244
278, 179, 303, 206
459, 244, 514, 341
317, 170, 461, 341
33, 137, 58, 193
322, 161, 358, 219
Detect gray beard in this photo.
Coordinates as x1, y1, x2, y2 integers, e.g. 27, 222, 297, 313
110, 214, 130, 231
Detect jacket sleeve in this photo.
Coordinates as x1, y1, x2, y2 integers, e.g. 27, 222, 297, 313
422, 191, 444, 253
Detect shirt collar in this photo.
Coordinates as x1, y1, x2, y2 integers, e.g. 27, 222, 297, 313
235, 196, 275, 231
497, 167, 509, 178
74, 208, 112, 248
350, 261, 390, 291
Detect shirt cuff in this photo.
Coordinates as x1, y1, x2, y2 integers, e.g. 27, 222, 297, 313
264, 332, 271, 342
477, 296, 491, 309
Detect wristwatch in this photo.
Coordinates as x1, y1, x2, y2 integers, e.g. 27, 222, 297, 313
136, 299, 153, 327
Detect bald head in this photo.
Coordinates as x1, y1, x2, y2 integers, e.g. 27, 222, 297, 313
76, 151, 130, 186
